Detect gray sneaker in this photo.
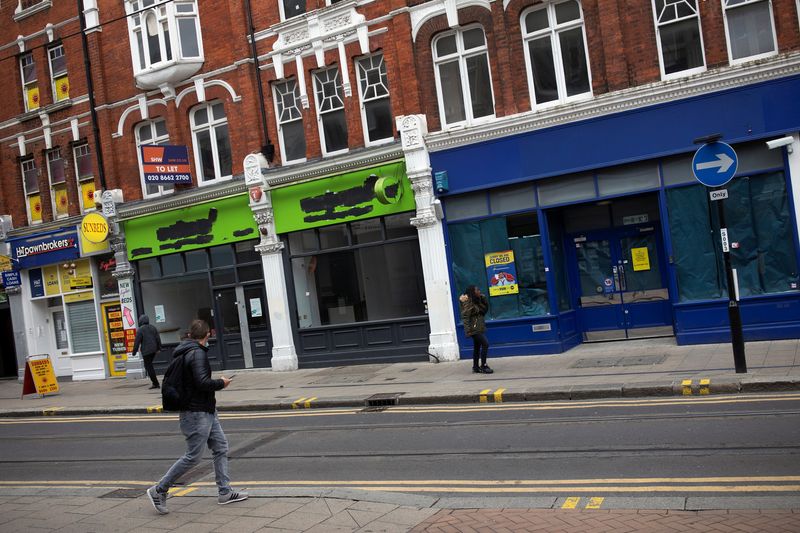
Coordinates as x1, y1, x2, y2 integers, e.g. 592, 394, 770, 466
147, 485, 169, 515
218, 489, 249, 505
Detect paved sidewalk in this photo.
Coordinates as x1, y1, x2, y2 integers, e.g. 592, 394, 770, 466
2, 338, 799, 416
1, 489, 798, 533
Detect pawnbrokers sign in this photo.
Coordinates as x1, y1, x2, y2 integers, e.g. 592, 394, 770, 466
10, 228, 79, 269
141, 145, 192, 184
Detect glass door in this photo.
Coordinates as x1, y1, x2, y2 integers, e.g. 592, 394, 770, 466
214, 285, 273, 369
214, 288, 246, 370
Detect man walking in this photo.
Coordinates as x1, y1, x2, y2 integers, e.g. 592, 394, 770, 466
147, 319, 247, 514
132, 315, 162, 389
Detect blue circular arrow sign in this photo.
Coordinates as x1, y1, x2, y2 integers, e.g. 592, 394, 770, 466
692, 141, 738, 187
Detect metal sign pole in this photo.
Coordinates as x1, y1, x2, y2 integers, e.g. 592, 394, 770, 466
713, 190, 747, 373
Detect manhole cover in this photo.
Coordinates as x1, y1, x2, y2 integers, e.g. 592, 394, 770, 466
571, 355, 667, 368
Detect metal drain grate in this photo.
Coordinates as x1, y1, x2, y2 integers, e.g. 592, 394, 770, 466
364, 392, 403, 407
571, 354, 667, 368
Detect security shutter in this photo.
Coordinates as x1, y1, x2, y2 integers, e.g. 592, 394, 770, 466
67, 299, 101, 353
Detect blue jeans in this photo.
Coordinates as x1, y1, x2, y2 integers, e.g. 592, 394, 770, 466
157, 411, 231, 495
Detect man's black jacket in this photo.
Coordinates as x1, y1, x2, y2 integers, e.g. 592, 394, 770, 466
173, 339, 223, 413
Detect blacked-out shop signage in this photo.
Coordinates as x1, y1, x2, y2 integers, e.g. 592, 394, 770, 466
10, 228, 79, 269
124, 195, 257, 260
271, 161, 416, 234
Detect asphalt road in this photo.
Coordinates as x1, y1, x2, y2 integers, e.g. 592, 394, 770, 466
2, 392, 799, 503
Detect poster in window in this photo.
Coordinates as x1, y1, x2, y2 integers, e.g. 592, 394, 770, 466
29, 268, 44, 298
484, 250, 519, 297
29, 194, 42, 222
631, 247, 651, 272
55, 75, 69, 101
101, 302, 128, 377
250, 298, 263, 318
26, 86, 40, 110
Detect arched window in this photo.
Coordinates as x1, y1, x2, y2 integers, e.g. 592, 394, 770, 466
432, 26, 495, 128
521, 1, 591, 108
190, 102, 232, 184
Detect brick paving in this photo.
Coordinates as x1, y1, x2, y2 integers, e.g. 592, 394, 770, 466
410, 508, 800, 533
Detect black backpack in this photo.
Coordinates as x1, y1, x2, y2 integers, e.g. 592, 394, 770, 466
161, 353, 189, 412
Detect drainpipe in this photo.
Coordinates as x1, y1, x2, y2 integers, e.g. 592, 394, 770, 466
77, 0, 108, 190
244, 0, 275, 163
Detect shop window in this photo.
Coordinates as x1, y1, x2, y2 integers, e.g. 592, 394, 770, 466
652, 0, 705, 79
190, 102, 232, 184
445, 192, 489, 221
73, 144, 96, 212
47, 148, 68, 219
723, 0, 777, 64
234, 241, 259, 264
97, 254, 118, 298
449, 213, 551, 319
537, 173, 596, 206
210, 244, 235, 268
289, 215, 425, 328
138, 258, 161, 279
521, 1, 591, 109
21, 158, 42, 224
20, 52, 39, 112
140, 273, 213, 344
597, 162, 660, 197
356, 53, 393, 145
313, 66, 348, 155
185, 249, 209, 271
319, 224, 349, 249
136, 119, 174, 198
161, 253, 185, 276
666, 172, 798, 301
273, 79, 306, 164
48, 43, 70, 102
212, 268, 236, 286
489, 183, 537, 214
433, 26, 494, 127
67, 299, 101, 354
280, 0, 305, 20
125, 0, 203, 87
384, 212, 416, 239
351, 219, 382, 244
289, 230, 318, 254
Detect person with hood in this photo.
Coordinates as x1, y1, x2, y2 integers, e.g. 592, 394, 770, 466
459, 285, 493, 374
147, 319, 247, 515
132, 314, 162, 389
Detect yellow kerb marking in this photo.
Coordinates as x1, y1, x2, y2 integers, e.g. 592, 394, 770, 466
292, 398, 307, 409
172, 487, 197, 497
146, 405, 163, 413
493, 388, 506, 403
304, 397, 317, 408
585, 497, 604, 509
479, 389, 491, 403
42, 407, 64, 416
562, 497, 580, 509
682, 379, 693, 395
699, 378, 711, 395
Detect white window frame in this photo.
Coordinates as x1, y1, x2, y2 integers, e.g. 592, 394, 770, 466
190, 101, 233, 186
20, 52, 38, 112
135, 119, 174, 198
48, 43, 69, 102
651, 0, 707, 80
313, 66, 349, 157
273, 79, 307, 165
721, 0, 778, 65
73, 143, 96, 214
520, 1, 592, 111
355, 53, 394, 147
21, 158, 41, 224
279, 0, 306, 22
432, 25, 496, 129
125, 0, 204, 75
47, 147, 68, 219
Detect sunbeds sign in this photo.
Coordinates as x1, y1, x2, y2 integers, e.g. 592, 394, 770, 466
141, 145, 192, 184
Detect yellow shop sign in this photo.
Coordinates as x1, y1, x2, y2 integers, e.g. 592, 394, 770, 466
80, 212, 110, 243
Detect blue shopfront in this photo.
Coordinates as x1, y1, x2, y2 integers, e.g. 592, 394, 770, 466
433, 74, 800, 357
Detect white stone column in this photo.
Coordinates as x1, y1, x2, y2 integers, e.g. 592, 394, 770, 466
785, 133, 800, 250
245, 153, 298, 371
397, 115, 460, 363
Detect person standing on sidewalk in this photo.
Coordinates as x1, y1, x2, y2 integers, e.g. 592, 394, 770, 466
147, 319, 247, 514
132, 315, 162, 389
459, 285, 493, 374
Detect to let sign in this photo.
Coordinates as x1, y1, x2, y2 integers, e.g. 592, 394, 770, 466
141, 145, 192, 184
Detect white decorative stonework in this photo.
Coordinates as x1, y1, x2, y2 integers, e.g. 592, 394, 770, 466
255, 241, 284, 255
244, 153, 268, 186
409, 0, 493, 42
253, 211, 273, 226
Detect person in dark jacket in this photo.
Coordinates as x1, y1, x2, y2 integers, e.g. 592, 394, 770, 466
132, 315, 162, 389
147, 319, 247, 515
459, 285, 493, 374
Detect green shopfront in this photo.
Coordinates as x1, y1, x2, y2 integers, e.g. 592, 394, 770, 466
123, 194, 271, 371
272, 161, 430, 367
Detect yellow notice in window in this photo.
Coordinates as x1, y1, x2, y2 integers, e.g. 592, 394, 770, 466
631, 247, 651, 272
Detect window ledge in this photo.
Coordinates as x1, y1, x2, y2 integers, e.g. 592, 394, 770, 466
16, 99, 73, 122
135, 59, 204, 90
13, 0, 52, 22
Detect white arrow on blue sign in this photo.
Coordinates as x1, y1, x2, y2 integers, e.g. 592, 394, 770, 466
692, 141, 738, 187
